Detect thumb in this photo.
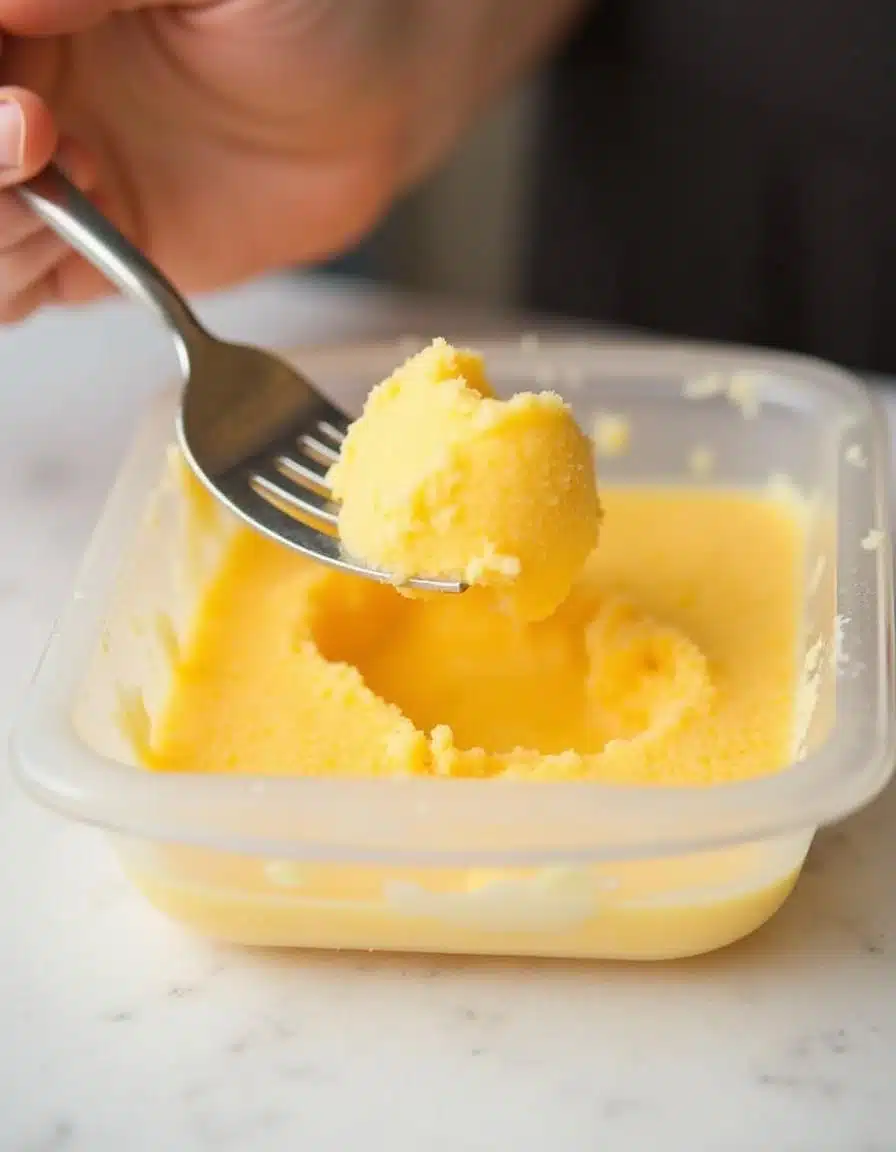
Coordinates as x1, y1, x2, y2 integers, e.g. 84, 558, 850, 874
0, 87, 57, 188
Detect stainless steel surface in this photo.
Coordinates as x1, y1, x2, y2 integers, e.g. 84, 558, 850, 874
18, 164, 463, 593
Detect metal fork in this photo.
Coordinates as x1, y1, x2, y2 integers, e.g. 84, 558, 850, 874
18, 163, 464, 593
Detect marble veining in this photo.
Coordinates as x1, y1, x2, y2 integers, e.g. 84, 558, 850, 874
2, 278, 896, 1151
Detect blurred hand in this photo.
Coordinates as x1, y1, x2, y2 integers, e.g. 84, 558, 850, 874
0, 0, 583, 322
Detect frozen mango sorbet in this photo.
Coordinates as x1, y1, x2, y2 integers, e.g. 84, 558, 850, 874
328, 339, 601, 621
125, 344, 808, 961
148, 486, 801, 784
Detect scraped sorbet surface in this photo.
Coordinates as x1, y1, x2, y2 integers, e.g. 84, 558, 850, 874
149, 342, 801, 785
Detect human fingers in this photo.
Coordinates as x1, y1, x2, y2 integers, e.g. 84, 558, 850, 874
0, 125, 100, 319
0, 86, 56, 187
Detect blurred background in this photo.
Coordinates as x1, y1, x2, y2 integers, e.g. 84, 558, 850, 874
316, 0, 896, 380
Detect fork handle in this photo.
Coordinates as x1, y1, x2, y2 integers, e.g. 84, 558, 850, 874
17, 163, 203, 368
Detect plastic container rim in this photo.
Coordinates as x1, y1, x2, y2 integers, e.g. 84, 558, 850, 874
10, 336, 896, 866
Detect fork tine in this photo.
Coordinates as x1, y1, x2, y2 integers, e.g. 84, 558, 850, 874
276, 452, 332, 493
250, 467, 339, 529
317, 418, 347, 444
318, 406, 352, 434
219, 478, 465, 591
230, 481, 354, 562
299, 433, 340, 466
212, 465, 465, 592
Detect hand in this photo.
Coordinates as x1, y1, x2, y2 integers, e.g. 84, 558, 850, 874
0, 0, 584, 322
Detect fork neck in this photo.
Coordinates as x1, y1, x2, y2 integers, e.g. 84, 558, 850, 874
17, 164, 207, 369
133, 274, 204, 375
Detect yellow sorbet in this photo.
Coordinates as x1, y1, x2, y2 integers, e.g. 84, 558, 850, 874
328, 338, 601, 622
148, 487, 800, 784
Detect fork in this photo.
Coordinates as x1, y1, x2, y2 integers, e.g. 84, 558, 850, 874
17, 163, 464, 593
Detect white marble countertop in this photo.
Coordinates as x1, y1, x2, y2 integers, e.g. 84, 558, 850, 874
2, 275, 895, 1152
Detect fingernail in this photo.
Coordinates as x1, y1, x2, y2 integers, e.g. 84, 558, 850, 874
0, 99, 24, 168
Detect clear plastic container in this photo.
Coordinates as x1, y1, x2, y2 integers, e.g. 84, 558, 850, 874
11, 337, 896, 960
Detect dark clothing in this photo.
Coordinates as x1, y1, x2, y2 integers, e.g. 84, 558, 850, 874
527, 1, 896, 373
